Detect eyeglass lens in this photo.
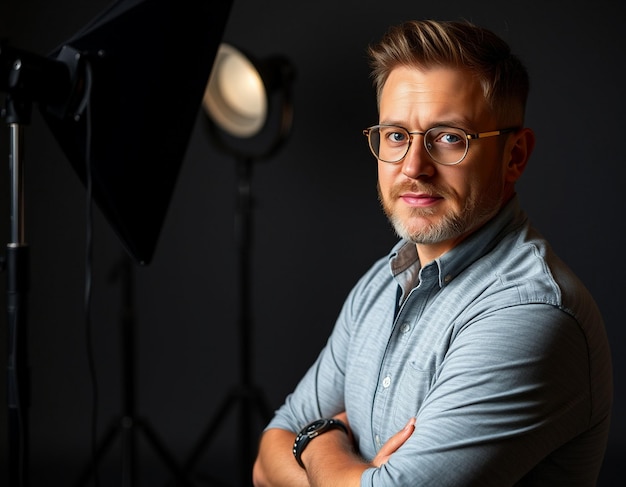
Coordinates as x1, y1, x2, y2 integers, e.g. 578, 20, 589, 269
368, 126, 469, 165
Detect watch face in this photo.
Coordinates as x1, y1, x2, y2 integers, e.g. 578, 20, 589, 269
305, 419, 329, 438
293, 418, 347, 469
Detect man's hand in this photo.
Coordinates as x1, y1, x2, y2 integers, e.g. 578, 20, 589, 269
253, 417, 416, 486
372, 417, 416, 467
333, 412, 415, 468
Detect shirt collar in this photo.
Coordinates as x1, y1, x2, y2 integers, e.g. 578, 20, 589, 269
388, 195, 527, 289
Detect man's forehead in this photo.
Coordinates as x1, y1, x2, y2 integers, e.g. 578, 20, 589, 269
379, 66, 493, 128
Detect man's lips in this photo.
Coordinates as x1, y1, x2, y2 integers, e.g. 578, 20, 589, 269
400, 192, 442, 207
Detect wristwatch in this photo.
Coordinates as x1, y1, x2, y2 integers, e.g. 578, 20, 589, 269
293, 418, 348, 469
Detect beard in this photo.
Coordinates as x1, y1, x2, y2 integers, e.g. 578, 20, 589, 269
378, 180, 502, 245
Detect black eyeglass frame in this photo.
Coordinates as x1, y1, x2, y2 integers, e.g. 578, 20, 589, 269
363, 124, 519, 165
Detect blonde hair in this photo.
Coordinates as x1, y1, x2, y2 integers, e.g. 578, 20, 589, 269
367, 20, 529, 125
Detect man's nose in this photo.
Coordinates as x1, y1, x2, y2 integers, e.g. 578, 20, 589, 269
402, 137, 435, 178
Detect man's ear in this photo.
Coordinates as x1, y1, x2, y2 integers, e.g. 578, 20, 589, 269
505, 128, 535, 183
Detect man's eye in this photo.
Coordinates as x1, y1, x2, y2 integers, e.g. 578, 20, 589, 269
388, 131, 407, 143
440, 132, 462, 144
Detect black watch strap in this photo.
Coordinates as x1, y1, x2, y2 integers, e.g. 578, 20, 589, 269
292, 418, 348, 469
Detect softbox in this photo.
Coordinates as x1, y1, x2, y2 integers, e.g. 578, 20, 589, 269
39, 0, 233, 265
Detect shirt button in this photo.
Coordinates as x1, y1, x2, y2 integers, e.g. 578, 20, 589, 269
400, 323, 410, 334
382, 376, 391, 388
375, 434, 381, 447
444, 274, 452, 283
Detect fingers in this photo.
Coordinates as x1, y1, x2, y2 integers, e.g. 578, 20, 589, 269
330, 414, 416, 468
383, 417, 415, 454
372, 418, 416, 467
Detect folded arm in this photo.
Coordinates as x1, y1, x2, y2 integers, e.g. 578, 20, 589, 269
253, 416, 416, 487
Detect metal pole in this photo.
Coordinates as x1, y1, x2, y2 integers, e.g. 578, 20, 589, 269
6, 118, 30, 487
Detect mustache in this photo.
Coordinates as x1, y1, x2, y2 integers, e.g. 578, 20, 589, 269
389, 181, 448, 199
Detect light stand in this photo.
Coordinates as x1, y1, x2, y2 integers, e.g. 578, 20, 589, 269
179, 44, 294, 487
72, 254, 193, 487
181, 155, 271, 487
1, 41, 80, 487
1, 1, 234, 485
4, 93, 31, 487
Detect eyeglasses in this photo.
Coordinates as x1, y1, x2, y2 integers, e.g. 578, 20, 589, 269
363, 124, 518, 165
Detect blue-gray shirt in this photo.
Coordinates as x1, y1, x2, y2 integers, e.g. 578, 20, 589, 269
267, 196, 612, 486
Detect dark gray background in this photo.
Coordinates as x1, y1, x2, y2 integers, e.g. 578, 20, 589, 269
1, 0, 623, 485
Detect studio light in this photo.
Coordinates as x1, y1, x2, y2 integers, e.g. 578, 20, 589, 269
202, 42, 294, 160
1, 1, 234, 485
182, 43, 295, 487
203, 43, 267, 138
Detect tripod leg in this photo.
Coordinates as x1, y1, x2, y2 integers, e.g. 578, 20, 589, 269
239, 386, 273, 487
177, 386, 272, 487
136, 418, 195, 487
120, 416, 138, 487
72, 417, 122, 487
183, 391, 239, 474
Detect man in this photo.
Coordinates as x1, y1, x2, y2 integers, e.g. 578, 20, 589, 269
252, 19, 612, 486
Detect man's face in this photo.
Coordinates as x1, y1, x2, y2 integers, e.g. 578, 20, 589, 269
377, 65, 515, 262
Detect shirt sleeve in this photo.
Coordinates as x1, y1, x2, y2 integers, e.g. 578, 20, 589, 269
362, 303, 596, 486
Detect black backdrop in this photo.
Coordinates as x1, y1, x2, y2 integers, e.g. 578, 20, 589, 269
1, 0, 624, 485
